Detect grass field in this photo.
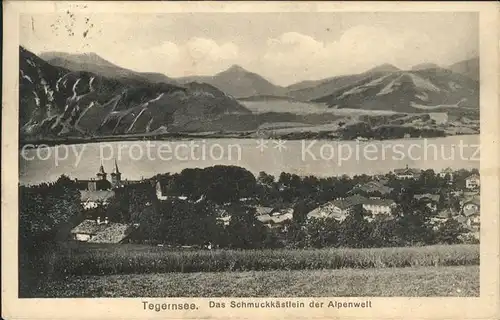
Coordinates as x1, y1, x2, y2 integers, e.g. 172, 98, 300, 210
34, 265, 479, 297
52, 244, 479, 276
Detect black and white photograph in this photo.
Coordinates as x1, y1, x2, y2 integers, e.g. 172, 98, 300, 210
4, 2, 498, 310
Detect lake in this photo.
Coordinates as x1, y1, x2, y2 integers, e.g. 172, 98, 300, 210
19, 135, 479, 185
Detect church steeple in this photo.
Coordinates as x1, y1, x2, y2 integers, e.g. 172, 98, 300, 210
112, 159, 121, 174
96, 161, 107, 180
111, 159, 122, 188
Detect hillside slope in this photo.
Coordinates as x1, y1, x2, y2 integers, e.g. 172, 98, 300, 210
20, 47, 250, 139
448, 57, 479, 81
313, 68, 479, 113
286, 65, 402, 102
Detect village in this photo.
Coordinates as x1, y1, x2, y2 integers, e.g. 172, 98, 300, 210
70, 161, 480, 246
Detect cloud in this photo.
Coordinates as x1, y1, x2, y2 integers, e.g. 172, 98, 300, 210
118, 37, 240, 77
259, 26, 437, 85
185, 37, 239, 61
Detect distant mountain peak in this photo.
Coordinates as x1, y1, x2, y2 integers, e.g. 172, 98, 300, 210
366, 63, 401, 74
40, 51, 116, 68
411, 63, 441, 71
224, 64, 248, 73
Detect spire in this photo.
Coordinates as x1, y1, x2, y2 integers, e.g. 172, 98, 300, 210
96, 160, 107, 181
112, 159, 120, 174
98, 160, 106, 174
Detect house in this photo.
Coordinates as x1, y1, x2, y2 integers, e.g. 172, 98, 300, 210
394, 165, 421, 180
255, 206, 275, 216
307, 194, 367, 221
362, 198, 396, 216
255, 211, 293, 226
465, 174, 480, 189
255, 214, 272, 223
329, 194, 367, 215
272, 208, 293, 217
217, 215, 232, 226
429, 208, 455, 230
414, 193, 441, 212
70, 217, 137, 243
307, 203, 348, 222
80, 190, 115, 210
438, 167, 454, 181
462, 198, 480, 218
271, 212, 293, 224
451, 197, 480, 231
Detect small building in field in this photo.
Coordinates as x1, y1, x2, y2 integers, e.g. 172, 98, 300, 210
70, 217, 137, 243
465, 174, 480, 190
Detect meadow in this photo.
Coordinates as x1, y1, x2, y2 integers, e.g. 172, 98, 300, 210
34, 265, 479, 297
51, 243, 479, 276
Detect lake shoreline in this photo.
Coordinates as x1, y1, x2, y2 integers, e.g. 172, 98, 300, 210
19, 132, 479, 149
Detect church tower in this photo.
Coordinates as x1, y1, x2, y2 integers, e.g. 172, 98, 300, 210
96, 162, 107, 181
110, 159, 122, 188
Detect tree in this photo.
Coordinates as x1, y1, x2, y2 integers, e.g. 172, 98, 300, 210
305, 218, 340, 248
369, 217, 402, 247
19, 175, 83, 243
257, 171, 275, 186
435, 219, 467, 244
338, 206, 372, 248
225, 205, 268, 249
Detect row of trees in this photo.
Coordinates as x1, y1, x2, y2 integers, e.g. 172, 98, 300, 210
339, 122, 446, 140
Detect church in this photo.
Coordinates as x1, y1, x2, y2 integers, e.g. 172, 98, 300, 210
75, 160, 124, 191
75, 160, 138, 210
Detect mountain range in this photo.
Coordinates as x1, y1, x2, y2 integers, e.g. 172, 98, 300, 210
20, 47, 250, 138
313, 67, 478, 113
38, 49, 479, 103
20, 46, 479, 139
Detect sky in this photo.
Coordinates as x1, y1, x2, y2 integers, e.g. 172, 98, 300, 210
20, 12, 478, 86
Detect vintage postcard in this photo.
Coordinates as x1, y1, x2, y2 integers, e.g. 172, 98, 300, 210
2, 1, 499, 319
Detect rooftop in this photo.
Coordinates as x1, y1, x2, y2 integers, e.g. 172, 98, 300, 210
354, 181, 393, 195
414, 193, 441, 203
80, 190, 115, 202
70, 219, 136, 243
363, 198, 396, 207
467, 174, 480, 180
332, 194, 367, 210
394, 168, 421, 175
